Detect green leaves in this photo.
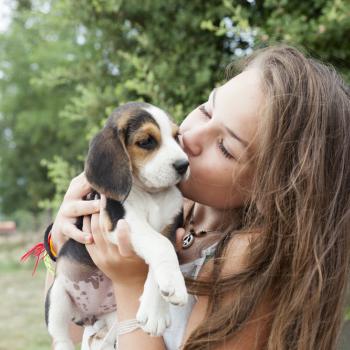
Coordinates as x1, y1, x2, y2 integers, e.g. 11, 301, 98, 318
0, 0, 349, 218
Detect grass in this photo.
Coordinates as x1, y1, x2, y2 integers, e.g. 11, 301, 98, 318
0, 231, 51, 350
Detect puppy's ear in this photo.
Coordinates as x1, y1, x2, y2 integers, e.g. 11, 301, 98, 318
85, 127, 132, 202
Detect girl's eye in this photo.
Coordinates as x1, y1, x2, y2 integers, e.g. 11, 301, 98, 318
198, 105, 211, 118
199, 104, 235, 160
218, 139, 235, 160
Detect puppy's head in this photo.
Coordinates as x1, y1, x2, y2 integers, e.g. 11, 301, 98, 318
85, 102, 189, 201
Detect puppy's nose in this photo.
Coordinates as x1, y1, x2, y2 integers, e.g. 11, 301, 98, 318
173, 160, 189, 175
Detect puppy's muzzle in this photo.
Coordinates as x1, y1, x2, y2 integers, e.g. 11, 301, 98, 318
173, 160, 189, 176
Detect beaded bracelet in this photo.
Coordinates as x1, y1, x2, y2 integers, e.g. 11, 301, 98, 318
43, 252, 56, 275
116, 319, 140, 336
20, 222, 57, 275
48, 233, 57, 258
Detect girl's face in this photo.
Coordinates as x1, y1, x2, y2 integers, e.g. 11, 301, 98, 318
178, 68, 263, 209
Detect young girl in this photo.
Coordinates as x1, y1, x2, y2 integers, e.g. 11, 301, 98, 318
50, 45, 350, 349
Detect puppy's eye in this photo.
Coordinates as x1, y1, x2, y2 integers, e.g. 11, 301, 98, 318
174, 132, 180, 143
136, 136, 157, 150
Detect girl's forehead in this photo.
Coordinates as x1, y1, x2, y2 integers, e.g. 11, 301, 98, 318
213, 69, 263, 148
218, 69, 262, 105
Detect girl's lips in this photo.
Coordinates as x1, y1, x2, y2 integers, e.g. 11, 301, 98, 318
178, 133, 190, 158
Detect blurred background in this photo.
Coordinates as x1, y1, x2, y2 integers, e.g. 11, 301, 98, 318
0, 0, 349, 349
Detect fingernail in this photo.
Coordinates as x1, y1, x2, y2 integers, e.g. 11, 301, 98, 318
84, 235, 93, 243
94, 200, 100, 209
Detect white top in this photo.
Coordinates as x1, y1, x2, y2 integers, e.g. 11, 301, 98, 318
163, 243, 218, 350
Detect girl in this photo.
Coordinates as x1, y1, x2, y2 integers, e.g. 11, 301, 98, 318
50, 45, 350, 349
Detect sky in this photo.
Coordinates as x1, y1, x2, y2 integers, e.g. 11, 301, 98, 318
0, 0, 13, 33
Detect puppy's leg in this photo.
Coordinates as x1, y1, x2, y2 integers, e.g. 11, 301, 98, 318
102, 311, 118, 349
47, 276, 75, 350
90, 312, 117, 350
125, 216, 188, 306
137, 268, 170, 336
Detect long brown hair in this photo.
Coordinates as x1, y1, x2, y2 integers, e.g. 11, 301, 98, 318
184, 46, 350, 349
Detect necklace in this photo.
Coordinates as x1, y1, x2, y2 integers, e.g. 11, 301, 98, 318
182, 204, 217, 249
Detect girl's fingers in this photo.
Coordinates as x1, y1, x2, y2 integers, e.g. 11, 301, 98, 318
62, 221, 93, 244
91, 212, 100, 234
82, 216, 92, 235
116, 220, 135, 257
100, 194, 107, 209
61, 200, 100, 218
64, 172, 92, 200
90, 213, 108, 250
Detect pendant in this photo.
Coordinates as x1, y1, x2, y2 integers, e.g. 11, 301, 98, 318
182, 232, 194, 249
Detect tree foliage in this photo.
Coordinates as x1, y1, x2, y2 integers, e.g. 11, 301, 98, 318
0, 0, 349, 217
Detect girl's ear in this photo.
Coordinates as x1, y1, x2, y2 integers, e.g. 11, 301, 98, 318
85, 126, 132, 202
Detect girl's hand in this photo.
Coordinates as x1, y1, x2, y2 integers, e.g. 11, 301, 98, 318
84, 197, 148, 288
51, 172, 101, 252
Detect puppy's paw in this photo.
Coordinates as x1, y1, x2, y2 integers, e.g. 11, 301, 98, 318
155, 266, 188, 306
90, 332, 115, 350
136, 296, 171, 336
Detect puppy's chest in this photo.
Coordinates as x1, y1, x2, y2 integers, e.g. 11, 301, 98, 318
125, 188, 182, 231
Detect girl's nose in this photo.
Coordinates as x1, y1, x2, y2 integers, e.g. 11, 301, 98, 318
181, 128, 204, 157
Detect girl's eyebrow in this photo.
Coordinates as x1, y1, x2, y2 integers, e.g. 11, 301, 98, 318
225, 126, 249, 147
211, 87, 249, 148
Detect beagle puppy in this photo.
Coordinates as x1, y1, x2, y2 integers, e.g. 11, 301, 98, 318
45, 102, 189, 350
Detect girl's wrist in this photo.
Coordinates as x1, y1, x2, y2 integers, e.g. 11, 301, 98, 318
113, 279, 144, 299
50, 223, 64, 253
113, 283, 167, 349
107, 262, 148, 290
113, 282, 144, 321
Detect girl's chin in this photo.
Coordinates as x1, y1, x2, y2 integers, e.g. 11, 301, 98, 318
178, 179, 207, 203
177, 177, 193, 196
177, 177, 187, 192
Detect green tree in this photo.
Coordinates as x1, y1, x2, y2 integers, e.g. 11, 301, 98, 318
0, 0, 349, 218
